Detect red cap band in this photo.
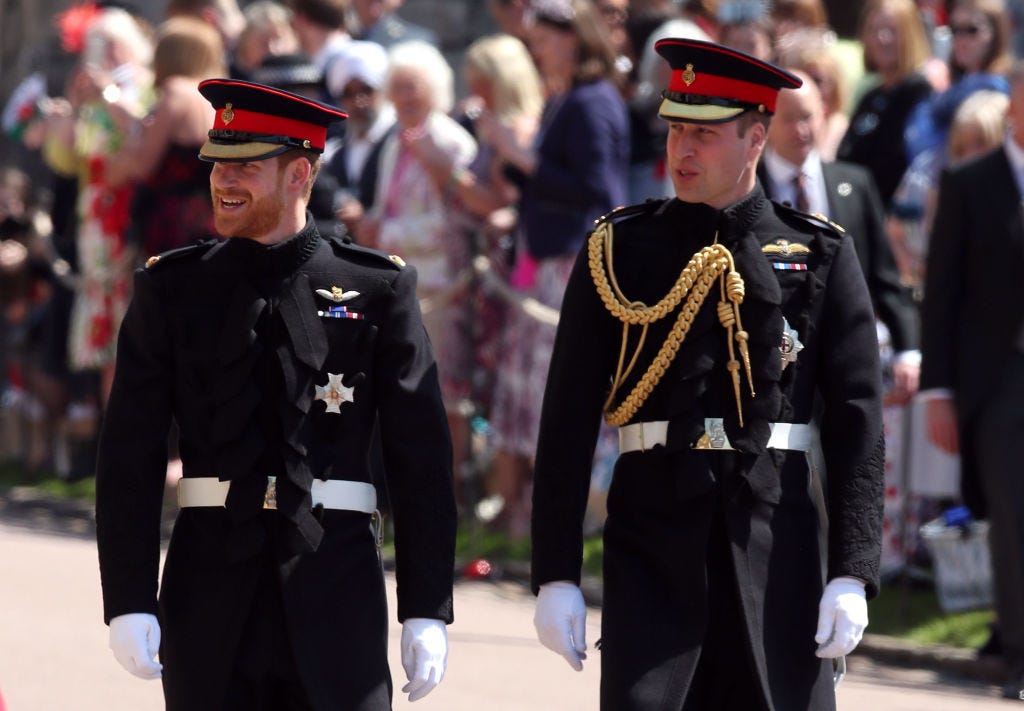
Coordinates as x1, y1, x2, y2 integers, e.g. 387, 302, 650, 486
213, 107, 327, 150
668, 71, 780, 112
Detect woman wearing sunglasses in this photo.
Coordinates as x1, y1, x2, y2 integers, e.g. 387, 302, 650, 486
903, 0, 1012, 164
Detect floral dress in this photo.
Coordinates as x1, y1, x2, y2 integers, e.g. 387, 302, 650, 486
46, 102, 140, 372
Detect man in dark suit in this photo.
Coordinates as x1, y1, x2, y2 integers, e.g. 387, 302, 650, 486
95, 79, 456, 710
760, 70, 920, 403
531, 39, 884, 710
921, 62, 1024, 700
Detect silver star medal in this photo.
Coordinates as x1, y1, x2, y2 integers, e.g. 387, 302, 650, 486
315, 372, 355, 414
316, 286, 360, 303
780, 318, 804, 370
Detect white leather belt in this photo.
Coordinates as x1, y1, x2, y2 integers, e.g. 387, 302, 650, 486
177, 476, 377, 513
619, 418, 815, 454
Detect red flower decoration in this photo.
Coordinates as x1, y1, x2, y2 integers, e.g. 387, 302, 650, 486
55, 2, 101, 54
91, 184, 134, 239
89, 312, 113, 349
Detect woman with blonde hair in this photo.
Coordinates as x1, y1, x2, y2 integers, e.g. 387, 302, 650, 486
837, 0, 934, 207
232, 0, 300, 78
484, 0, 630, 537
106, 16, 227, 256
406, 32, 544, 506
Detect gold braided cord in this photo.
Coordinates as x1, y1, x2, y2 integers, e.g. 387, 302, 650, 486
588, 222, 754, 427
590, 221, 724, 325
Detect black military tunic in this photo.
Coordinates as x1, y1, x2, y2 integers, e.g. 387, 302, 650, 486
95, 217, 456, 710
531, 185, 885, 711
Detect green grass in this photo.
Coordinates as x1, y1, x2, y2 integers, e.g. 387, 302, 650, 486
0, 458, 96, 502
868, 582, 994, 648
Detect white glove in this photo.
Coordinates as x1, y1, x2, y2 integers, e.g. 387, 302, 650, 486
815, 577, 868, 658
400, 618, 448, 702
534, 581, 587, 671
109, 612, 162, 679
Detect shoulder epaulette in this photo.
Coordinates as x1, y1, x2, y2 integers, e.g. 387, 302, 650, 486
772, 200, 846, 235
144, 239, 217, 271
594, 198, 667, 227
327, 233, 405, 270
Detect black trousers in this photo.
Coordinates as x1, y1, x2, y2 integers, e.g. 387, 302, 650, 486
973, 351, 1024, 671
681, 507, 767, 711
599, 474, 767, 711
223, 544, 312, 711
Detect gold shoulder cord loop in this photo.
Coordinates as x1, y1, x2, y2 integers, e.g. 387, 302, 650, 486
588, 222, 755, 427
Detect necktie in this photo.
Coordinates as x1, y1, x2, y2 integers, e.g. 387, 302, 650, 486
793, 173, 810, 212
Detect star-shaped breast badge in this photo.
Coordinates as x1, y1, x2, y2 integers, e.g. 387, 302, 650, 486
315, 372, 355, 414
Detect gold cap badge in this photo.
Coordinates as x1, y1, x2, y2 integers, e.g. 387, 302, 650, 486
222, 103, 234, 125
682, 63, 696, 86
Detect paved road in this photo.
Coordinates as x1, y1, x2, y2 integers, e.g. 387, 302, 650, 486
0, 516, 1012, 710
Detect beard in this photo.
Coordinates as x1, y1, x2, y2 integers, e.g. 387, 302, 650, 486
212, 178, 286, 240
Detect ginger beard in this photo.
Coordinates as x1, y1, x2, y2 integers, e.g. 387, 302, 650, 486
211, 164, 287, 240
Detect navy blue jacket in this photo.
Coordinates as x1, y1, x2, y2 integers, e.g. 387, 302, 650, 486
521, 79, 630, 260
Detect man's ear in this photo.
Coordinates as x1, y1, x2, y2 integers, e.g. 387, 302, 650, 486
285, 156, 313, 191
747, 120, 767, 161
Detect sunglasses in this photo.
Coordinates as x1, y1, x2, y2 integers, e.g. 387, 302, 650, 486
950, 23, 984, 37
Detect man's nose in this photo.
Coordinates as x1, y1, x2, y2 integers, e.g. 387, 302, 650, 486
211, 164, 238, 187
671, 133, 695, 158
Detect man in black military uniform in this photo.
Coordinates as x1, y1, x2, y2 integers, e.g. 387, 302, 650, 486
531, 40, 885, 710
95, 79, 456, 710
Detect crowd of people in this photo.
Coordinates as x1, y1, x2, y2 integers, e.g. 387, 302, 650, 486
0, 0, 1020, 663
0, 0, 1021, 703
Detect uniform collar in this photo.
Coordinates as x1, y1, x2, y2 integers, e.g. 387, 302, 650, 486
218, 214, 321, 275
717, 182, 769, 237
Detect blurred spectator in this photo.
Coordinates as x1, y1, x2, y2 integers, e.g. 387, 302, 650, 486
324, 40, 395, 236
0, 167, 56, 471
903, 0, 1011, 164
683, 0, 724, 38
761, 70, 920, 403
488, 0, 531, 42
105, 17, 225, 257
593, 0, 633, 75
486, 0, 629, 537
2, 71, 81, 479
39, 5, 155, 480
889, 89, 1008, 295
288, 0, 353, 77
359, 40, 477, 471
777, 32, 850, 160
403, 33, 543, 491
232, 0, 301, 79
920, 60, 1024, 701
719, 17, 774, 62
164, 0, 246, 60
718, 4, 775, 62
770, 0, 830, 39
837, 0, 935, 209
353, 0, 440, 48
41, 6, 154, 404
